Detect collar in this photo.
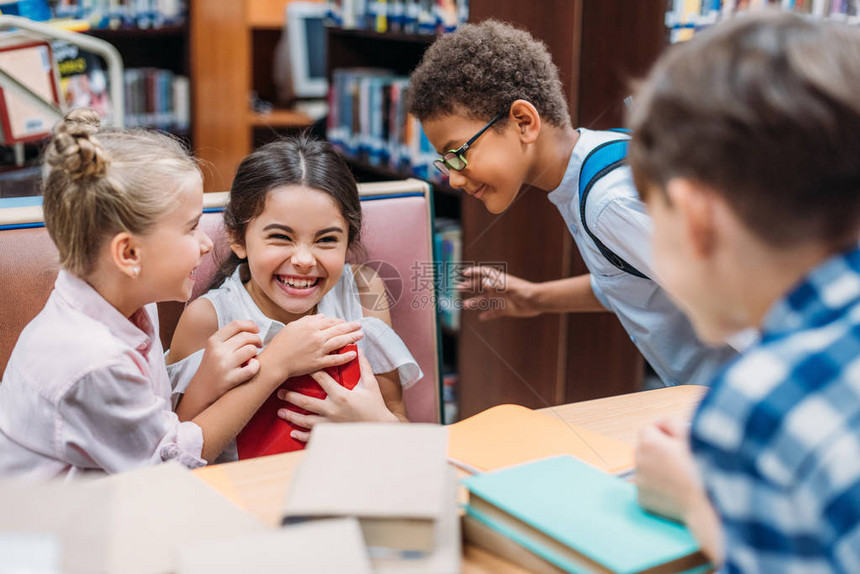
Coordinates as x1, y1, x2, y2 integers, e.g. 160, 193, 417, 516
546, 128, 590, 207
54, 270, 154, 354
761, 243, 860, 339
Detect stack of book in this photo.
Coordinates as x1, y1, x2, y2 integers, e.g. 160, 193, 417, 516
281, 423, 461, 573
462, 456, 710, 574
326, 0, 469, 34
327, 68, 442, 183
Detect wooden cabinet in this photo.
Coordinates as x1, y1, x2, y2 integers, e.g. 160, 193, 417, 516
189, 0, 316, 192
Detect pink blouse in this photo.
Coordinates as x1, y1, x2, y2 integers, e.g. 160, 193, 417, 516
0, 271, 205, 479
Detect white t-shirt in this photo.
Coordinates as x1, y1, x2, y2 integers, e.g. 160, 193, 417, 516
167, 264, 422, 462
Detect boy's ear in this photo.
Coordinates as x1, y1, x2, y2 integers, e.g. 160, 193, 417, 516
110, 231, 141, 278
509, 99, 541, 144
666, 178, 716, 259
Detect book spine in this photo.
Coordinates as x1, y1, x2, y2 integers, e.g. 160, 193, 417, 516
173, 75, 189, 131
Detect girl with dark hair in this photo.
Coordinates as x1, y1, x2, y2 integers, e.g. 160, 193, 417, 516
167, 136, 419, 461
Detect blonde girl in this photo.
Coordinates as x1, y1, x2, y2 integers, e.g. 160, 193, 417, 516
0, 110, 360, 478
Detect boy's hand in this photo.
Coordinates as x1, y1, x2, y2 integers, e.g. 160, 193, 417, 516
634, 417, 702, 522
636, 418, 726, 563
457, 266, 541, 321
197, 320, 263, 395
277, 351, 398, 442
265, 314, 363, 380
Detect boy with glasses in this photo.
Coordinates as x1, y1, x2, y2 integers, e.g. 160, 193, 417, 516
409, 20, 737, 388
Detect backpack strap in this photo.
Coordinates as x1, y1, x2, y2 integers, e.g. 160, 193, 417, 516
578, 132, 649, 280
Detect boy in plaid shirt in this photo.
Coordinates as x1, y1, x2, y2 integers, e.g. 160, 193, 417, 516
631, 12, 860, 572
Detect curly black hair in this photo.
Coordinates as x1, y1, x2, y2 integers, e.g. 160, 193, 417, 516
408, 20, 571, 127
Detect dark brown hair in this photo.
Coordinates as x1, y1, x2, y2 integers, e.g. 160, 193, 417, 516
210, 135, 362, 289
408, 20, 570, 127
628, 11, 860, 248
42, 108, 200, 276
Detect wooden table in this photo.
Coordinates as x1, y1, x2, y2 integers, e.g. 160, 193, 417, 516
194, 384, 708, 573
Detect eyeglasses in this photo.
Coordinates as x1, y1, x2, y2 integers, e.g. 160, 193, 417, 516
433, 112, 505, 176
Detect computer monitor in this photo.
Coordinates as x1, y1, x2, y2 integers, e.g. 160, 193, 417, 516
286, 2, 328, 100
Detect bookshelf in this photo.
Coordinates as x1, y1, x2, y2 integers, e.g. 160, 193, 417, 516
0, 13, 192, 197
190, 0, 316, 193
326, 1, 668, 418
666, 0, 860, 43
83, 24, 190, 136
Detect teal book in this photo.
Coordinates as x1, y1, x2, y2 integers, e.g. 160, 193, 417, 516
462, 456, 710, 574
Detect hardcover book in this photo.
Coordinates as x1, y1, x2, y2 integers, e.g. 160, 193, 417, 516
463, 456, 709, 574
281, 423, 449, 554
236, 344, 360, 459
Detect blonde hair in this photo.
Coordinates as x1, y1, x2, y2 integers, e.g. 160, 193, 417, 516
42, 109, 200, 276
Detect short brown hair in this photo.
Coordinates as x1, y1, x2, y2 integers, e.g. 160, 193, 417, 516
408, 20, 570, 127
42, 108, 200, 276
628, 11, 860, 248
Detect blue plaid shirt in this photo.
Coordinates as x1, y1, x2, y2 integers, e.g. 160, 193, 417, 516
691, 244, 860, 573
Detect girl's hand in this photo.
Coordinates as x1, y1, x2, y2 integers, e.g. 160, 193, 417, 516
635, 417, 702, 522
457, 266, 541, 321
196, 320, 263, 395
265, 314, 363, 380
278, 351, 398, 443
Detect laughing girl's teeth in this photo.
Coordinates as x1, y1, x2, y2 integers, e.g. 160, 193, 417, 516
278, 276, 319, 288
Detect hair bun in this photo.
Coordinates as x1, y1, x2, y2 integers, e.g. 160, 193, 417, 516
47, 108, 108, 180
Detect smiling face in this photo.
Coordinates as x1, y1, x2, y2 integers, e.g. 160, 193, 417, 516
137, 174, 212, 303
421, 113, 529, 214
232, 185, 349, 324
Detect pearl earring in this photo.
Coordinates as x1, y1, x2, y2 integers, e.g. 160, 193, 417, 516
132, 266, 140, 278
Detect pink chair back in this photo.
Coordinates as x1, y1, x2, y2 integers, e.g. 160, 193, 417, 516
0, 222, 60, 373
357, 181, 440, 423
0, 180, 441, 424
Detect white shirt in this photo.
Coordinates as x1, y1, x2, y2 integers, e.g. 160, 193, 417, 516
0, 271, 205, 480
